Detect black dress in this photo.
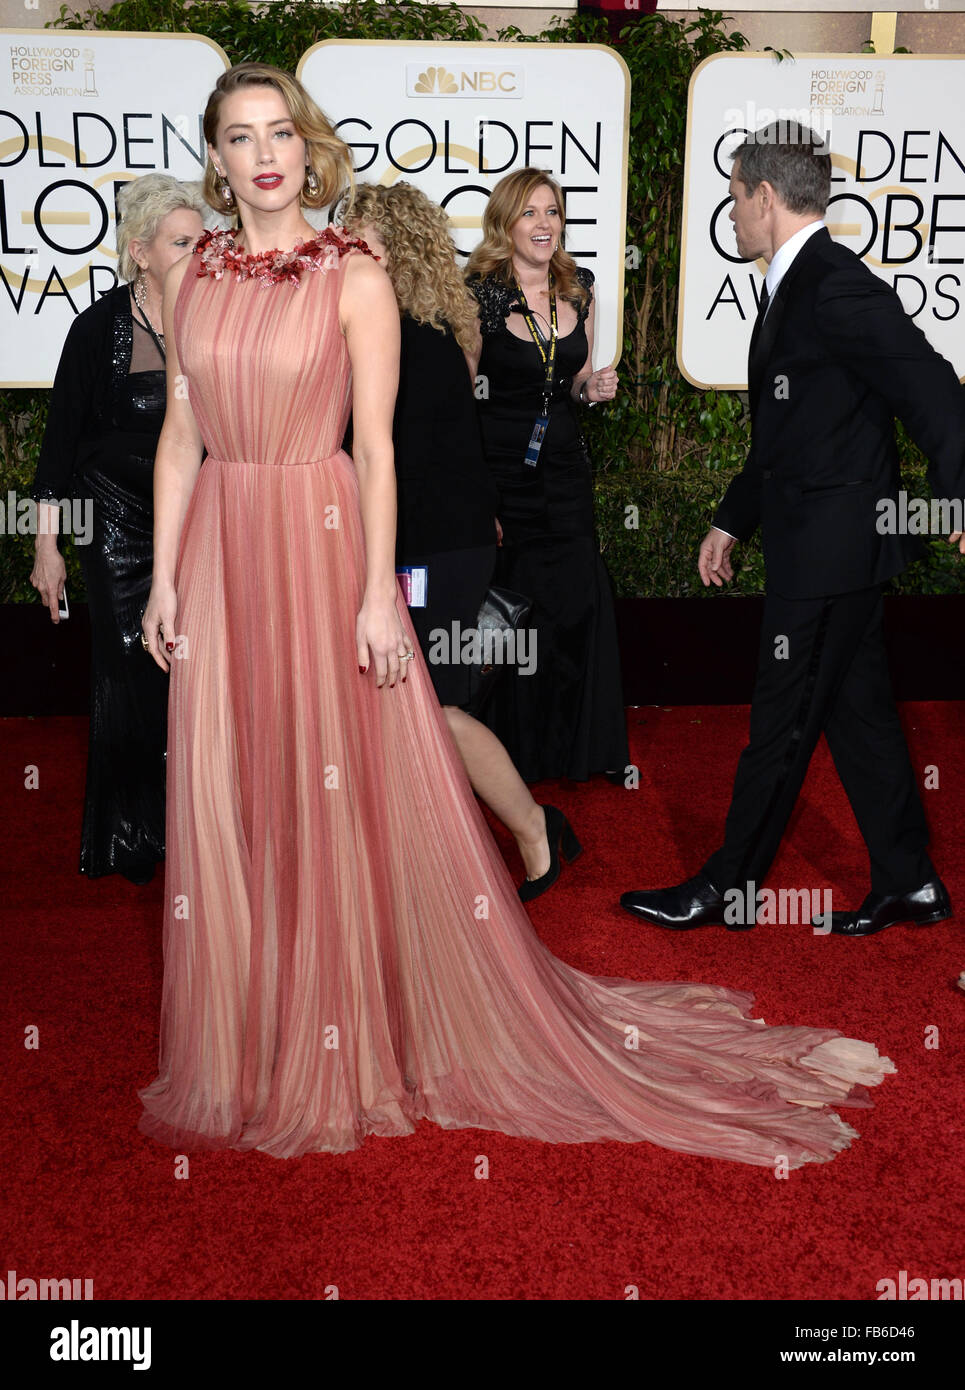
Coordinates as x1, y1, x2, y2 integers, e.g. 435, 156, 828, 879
32, 284, 168, 883
469, 269, 629, 781
393, 313, 499, 708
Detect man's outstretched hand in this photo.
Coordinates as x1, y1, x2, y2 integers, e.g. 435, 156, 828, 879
948, 530, 965, 555
698, 527, 737, 587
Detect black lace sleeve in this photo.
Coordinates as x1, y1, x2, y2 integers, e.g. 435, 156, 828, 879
467, 273, 520, 338
574, 266, 595, 325
468, 268, 594, 331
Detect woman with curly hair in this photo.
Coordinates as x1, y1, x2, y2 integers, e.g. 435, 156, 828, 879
467, 168, 629, 784
342, 181, 579, 899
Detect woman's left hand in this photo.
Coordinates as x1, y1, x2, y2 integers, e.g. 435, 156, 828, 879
585, 367, 619, 402
356, 595, 415, 688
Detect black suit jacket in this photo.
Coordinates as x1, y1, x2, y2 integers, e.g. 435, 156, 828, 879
714, 227, 965, 599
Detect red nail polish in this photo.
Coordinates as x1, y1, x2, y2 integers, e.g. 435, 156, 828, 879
165, 642, 174, 652
359, 666, 366, 674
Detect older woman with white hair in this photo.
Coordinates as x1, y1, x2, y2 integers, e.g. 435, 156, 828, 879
29, 173, 206, 883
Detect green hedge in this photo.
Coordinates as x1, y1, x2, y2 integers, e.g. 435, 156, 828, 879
595, 456, 965, 598
1, 0, 961, 601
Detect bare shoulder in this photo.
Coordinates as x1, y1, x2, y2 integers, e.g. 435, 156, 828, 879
341, 247, 390, 290
339, 249, 396, 333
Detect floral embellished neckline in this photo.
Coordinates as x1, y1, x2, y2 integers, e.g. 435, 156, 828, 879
193, 225, 376, 288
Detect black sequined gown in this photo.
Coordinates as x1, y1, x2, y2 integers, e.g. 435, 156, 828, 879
468, 268, 629, 782
33, 284, 168, 882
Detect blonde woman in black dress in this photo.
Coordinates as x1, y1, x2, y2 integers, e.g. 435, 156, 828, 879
30, 173, 205, 882
467, 168, 628, 783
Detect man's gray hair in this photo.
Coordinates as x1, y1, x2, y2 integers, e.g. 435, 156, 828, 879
731, 122, 831, 216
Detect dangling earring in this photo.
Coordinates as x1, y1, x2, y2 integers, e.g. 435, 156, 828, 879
133, 266, 148, 312
217, 171, 233, 206
304, 165, 319, 196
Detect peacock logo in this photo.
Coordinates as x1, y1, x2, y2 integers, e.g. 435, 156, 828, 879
414, 67, 458, 95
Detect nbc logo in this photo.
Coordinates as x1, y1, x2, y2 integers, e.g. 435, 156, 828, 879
414, 66, 458, 94
405, 64, 523, 99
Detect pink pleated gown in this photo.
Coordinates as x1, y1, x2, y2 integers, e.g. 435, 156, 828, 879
138, 227, 895, 1166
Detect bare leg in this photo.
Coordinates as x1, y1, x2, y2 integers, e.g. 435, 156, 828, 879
443, 706, 550, 880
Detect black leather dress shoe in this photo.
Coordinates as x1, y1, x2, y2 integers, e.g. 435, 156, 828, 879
820, 878, 952, 937
620, 872, 750, 931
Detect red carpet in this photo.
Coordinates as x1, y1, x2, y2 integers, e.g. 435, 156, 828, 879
2, 706, 963, 1302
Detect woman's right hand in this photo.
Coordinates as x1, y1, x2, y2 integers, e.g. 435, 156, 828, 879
356, 593, 414, 689
142, 580, 177, 671
30, 538, 67, 624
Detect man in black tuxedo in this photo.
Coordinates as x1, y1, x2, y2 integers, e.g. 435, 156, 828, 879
621, 122, 965, 936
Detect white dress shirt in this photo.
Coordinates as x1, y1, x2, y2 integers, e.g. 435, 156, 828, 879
762, 218, 826, 313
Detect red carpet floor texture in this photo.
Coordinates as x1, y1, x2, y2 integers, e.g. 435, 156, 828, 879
2, 706, 963, 1303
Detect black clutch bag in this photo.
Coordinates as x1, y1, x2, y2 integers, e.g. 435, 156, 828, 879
465, 585, 533, 718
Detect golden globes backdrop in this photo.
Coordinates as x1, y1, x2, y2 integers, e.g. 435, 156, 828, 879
679, 53, 965, 389
297, 40, 630, 368
0, 30, 229, 387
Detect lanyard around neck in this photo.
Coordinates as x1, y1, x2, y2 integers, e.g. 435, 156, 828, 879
514, 276, 558, 394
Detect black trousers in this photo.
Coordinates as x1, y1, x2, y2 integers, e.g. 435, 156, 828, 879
702, 585, 933, 907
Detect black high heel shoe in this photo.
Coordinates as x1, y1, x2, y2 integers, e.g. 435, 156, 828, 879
518, 805, 583, 903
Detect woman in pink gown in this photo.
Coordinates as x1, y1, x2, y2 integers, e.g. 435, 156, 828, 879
139, 62, 894, 1166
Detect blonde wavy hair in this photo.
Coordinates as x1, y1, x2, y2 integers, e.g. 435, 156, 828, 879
115, 174, 207, 282
465, 167, 589, 313
202, 61, 354, 217
340, 181, 480, 357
